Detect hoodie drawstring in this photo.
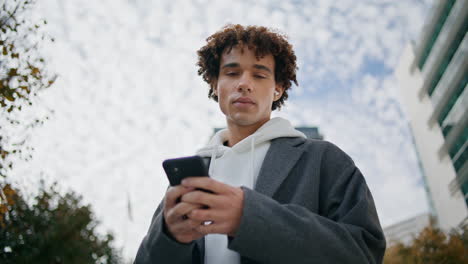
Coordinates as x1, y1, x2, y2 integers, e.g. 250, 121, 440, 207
250, 136, 255, 188
209, 145, 218, 177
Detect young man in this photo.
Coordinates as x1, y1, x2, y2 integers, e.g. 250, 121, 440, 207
135, 24, 386, 264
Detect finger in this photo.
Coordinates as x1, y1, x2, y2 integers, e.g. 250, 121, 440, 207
195, 221, 229, 235
167, 202, 199, 224
187, 218, 205, 230
169, 218, 203, 237
181, 177, 227, 194
170, 216, 206, 237
170, 202, 204, 221
181, 190, 218, 207
165, 186, 195, 209
188, 208, 221, 222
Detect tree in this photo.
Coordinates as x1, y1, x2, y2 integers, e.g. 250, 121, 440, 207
0, 0, 56, 177
0, 181, 123, 263
384, 223, 468, 264
1, 1, 124, 263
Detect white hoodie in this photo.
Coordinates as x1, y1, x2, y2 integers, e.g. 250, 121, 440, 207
196, 117, 306, 264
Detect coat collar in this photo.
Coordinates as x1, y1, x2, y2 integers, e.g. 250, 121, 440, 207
254, 137, 306, 197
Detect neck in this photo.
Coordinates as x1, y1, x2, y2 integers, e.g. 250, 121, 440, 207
225, 118, 270, 147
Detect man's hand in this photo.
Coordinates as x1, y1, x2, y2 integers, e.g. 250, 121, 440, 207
181, 177, 244, 237
163, 186, 205, 244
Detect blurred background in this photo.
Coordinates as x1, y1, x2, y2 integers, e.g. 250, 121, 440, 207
1, 0, 467, 263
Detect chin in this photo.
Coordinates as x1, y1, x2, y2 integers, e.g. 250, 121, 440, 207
228, 114, 256, 126
230, 112, 269, 127
231, 118, 254, 126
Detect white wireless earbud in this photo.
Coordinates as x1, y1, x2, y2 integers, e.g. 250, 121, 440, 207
274, 91, 280, 96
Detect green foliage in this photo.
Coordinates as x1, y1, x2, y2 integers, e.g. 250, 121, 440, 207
0, 181, 123, 264
0, 0, 56, 177
384, 223, 468, 264
0, 2, 124, 263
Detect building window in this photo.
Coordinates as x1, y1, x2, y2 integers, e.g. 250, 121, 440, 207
438, 78, 466, 130
428, 20, 468, 96
461, 181, 468, 207
418, 0, 456, 70
453, 144, 467, 172
450, 126, 468, 172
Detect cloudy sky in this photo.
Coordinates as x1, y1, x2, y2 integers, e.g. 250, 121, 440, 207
9, 0, 434, 260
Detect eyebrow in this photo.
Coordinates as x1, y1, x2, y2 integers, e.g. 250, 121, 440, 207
221, 62, 272, 74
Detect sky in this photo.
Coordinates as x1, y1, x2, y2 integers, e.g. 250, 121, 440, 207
7, 0, 434, 261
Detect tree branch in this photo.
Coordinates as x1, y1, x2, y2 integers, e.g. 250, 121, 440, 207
0, 1, 22, 29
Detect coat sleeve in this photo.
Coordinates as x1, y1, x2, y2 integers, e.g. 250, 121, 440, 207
134, 198, 200, 264
227, 144, 386, 264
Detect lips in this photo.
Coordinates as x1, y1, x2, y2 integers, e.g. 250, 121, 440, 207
233, 97, 255, 104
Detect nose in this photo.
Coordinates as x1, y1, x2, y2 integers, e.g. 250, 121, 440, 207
237, 72, 253, 93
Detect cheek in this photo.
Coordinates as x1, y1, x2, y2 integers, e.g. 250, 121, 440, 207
260, 89, 275, 106
216, 81, 233, 101
217, 90, 228, 105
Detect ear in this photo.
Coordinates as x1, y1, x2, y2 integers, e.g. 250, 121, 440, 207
274, 84, 284, 101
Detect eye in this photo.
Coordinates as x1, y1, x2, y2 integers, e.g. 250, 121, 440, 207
254, 74, 266, 79
226, 72, 239, 76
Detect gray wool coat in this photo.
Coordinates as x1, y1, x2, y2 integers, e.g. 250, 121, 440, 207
135, 137, 386, 264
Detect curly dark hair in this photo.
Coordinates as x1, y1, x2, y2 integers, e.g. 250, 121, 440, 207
196, 24, 298, 110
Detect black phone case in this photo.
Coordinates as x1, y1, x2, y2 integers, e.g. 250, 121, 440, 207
162, 155, 209, 186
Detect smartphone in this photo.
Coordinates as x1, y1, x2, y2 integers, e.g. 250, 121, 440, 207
162, 155, 209, 186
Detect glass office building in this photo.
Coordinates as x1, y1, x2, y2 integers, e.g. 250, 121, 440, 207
396, 0, 467, 230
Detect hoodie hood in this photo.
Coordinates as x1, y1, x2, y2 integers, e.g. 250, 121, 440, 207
196, 117, 306, 158
196, 117, 306, 190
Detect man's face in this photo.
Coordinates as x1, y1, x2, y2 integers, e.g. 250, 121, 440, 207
214, 45, 283, 129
